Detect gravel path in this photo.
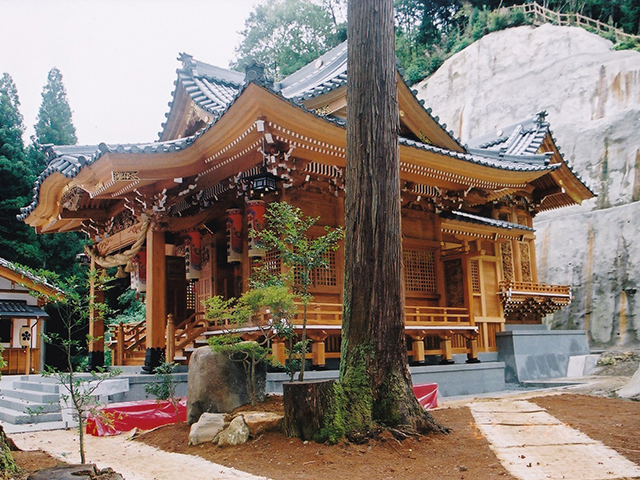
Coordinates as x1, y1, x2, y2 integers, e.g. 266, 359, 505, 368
12, 429, 268, 480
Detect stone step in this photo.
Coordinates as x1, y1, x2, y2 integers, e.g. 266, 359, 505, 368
0, 387, 60, 405
12, 381, 60, 394
0, 405, 62, 425
0, 395, 60, 414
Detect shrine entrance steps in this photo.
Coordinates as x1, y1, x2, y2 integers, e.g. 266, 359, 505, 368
0, 376, 62, 426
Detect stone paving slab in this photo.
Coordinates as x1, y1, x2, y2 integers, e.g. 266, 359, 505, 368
477, 423, 597, 448
494, 443, 640, 480
472, 410, 562, 425
470, 399, 640, 480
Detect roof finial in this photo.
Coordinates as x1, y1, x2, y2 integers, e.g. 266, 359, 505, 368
536, 110, 548, 125
244, 60, 272, 87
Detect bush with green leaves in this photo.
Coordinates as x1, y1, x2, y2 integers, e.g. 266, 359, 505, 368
204, 284, 297, 405
144, 361, 182, 423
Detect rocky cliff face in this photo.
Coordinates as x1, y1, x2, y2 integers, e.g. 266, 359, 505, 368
417, 24, 640, 347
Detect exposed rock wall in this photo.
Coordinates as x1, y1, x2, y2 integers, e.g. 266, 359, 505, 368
417, 24, 640, 347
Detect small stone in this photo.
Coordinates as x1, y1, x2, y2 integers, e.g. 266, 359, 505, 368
217, 416, 251, 446
240, 411, 283, 436
189, 413, 226, 446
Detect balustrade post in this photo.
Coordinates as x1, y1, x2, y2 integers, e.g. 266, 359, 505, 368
410, 336, 426, 364
439, 333, 454, 365
116, 323, 124, 366
271, 340, 287, 366
166, 313, 175, 363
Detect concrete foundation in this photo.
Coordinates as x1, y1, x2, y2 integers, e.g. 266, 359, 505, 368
496, 330, 590, 383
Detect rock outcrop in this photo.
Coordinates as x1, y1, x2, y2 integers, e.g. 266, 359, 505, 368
417, 23, 640, 347
186, 347, 266, 425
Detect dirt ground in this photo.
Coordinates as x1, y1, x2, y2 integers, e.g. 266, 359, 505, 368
10, 352, 640, 480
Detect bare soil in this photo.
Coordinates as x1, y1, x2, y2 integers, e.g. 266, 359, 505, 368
130, 392, 640, 480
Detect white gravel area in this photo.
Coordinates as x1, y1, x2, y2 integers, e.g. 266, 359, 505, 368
11, 428, 269, 480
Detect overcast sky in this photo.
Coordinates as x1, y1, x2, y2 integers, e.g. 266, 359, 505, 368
1, 0, 258, 145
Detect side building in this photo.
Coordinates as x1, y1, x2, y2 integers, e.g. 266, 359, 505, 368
18, 42, 593, 373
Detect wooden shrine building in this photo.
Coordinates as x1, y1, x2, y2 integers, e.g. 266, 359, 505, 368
18, 42, 593, 372
0, 257, 62, 374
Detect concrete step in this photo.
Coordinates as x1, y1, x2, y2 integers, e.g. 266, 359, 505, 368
12, 381, 60, 394
0, 405, 62, 425
1, 387, 60, 404
0, 395, 60, 414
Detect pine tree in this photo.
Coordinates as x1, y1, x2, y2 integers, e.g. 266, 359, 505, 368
34, 67, 77, 146
0, 73, 39, 265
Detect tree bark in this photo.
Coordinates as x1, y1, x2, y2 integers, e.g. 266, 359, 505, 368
340, 0, 447, 436
283, 380, 335, 440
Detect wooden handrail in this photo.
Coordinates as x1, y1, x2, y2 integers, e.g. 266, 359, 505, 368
212, 302, 473, 331
499, 281, 571, 296
505, 2, 640, 43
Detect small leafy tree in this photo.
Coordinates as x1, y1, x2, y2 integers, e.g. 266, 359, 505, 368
204, 284, 297, 406
253, 202, 344, 381
36, 268, 120, 464
144, 361, 182, 423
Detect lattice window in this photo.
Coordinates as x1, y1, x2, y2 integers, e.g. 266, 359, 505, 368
500, 241, 514, 281
470, 259, 481, 293
519, 242, 533, 282
294, 250, 338, 289
263, 249, 282, 277
186, 281, 197, 310
404, 249, 437, 293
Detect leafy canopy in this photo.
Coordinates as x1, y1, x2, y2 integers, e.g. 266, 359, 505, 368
233, 0, 346, 80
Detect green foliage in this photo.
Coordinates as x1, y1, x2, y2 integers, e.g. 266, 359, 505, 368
109, 288, 146, 326
0, 425, 18, 479
144, 361, 181, 423
37, 269, 120, 464
253, 202, 344, 381
0, 70, 84, 279
233, 0, 346, 80
34, 68, 77, 146
204, 284, 298, 405
0, 345, 6, 376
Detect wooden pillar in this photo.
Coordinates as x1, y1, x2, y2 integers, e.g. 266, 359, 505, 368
143, 227, 166, 373
116, 323, 124, 366
88, 258, 105, 370
166, 314, 175, 363
439, 333, 454, 364
410, 336, 425, 364
465, 332, 480, 363
311, 340, 326, 367
271, 340, 286, 366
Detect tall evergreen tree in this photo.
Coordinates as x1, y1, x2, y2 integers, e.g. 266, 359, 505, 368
0, 73, 39, 265
34, 67, 77, 146
338, 0, 446, 437
31, 67, 84, 278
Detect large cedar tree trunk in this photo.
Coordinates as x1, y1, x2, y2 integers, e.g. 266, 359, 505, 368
339, 0, 447, 436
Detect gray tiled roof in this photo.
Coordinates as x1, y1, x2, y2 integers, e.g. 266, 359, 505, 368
0, 257, 61, 294
442, 210, 535, 232
399, 137, 559, 173
0, 301, 48, 318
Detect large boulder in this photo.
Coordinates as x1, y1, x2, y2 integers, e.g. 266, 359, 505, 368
188, 412, 226, 446
186, 346, 266, 425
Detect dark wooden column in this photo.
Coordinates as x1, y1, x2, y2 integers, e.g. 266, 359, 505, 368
87, 257, 105, 370
142, 227, 166, 373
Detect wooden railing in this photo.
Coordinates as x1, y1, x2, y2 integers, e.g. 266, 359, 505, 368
219, 302, 472, 329
506, 2, 640, 44
499, 281, 570, 297
110, 320, 146, 365
166, 311, 207, 361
